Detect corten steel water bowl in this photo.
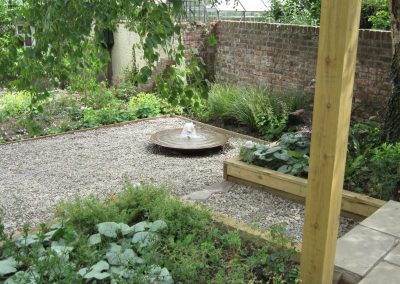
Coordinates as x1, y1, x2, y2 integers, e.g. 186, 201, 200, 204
150, 128, 228, 153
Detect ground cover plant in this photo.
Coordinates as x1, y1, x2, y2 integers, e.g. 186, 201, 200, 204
240, 119, 400, 201
0, 183, 300, 283
0, 86, 177, 143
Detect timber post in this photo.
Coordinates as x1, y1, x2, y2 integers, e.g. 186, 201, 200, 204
300, 0, 362, 283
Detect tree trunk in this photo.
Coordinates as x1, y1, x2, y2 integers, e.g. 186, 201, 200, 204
383, 0, 400, 143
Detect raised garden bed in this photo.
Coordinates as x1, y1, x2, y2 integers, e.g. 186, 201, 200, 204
224, 156, 386, 219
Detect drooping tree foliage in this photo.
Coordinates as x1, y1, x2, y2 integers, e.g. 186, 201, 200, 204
1, 0, 185, 88
0, 0, 228, 113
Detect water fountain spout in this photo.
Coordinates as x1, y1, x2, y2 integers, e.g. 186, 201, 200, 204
180, 122, 199, 139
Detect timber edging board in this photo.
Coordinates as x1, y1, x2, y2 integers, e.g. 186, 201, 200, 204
224, 156, 385, 219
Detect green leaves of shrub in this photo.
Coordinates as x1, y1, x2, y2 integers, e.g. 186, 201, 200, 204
240, 133, 310, 177
128, 93, 161, 119
345, 142, 400, 200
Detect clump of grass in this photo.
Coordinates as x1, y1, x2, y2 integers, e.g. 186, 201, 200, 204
205, 83, 308, 139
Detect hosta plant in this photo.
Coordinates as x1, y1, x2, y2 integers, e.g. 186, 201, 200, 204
240, 133, 310, 177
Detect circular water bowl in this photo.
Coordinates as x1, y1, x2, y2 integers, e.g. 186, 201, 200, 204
150, 128, 228, 153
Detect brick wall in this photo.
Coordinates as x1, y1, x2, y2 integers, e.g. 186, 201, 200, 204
182, 22, 218, 81
184, 21, 393, 118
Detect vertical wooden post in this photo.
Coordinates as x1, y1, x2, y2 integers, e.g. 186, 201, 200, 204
300, 0, 362, 283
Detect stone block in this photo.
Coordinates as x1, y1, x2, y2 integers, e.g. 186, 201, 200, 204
335, 225, 396, 277
385, 243, 400, 266
359, 261, 400, 284
361, 201, 400, 237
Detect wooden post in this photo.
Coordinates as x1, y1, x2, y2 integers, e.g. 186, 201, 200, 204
300, 0, 362, 283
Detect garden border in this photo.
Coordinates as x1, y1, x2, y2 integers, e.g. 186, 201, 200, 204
0, 115, 269, 146
224, 156, 386, 219
0, 115, 175, 146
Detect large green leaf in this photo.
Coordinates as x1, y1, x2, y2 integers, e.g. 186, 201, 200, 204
0, 257, 17, 276
148, 266, 174, 284
110, 266, 135, 279
132, 231, 158, 248
88, 233, 102, 246
132, 221, 151, 233
273, 151, 291, 161
5, 271, 36, 284
149, 220, 168, 232
51, 240, 74, 256
277, 165, 292, 174
106, 246, 144, 266
78, 260, 110, 280
264, 146, 282, 154
15, 234, 39, 247
97, 222, 130, 238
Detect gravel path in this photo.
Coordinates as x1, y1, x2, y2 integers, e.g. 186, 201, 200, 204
0, 117, 356, 241
203, 184, 357, 243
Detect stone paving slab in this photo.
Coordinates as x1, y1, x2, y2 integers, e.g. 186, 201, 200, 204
361, 201, 400, 237
204, 181, 234, 193
385, 243, 400, 266
182, 181, 234, 201
335, 225, 396, 277
359, 261, 400, 284
183, 190, 214, 201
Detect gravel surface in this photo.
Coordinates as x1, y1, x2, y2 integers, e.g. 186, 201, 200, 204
203, 184, 357, 243
0, 117, 357, 241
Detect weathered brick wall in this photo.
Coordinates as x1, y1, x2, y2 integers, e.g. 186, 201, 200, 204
182, 22, 217, 81
184, 21, 392, 118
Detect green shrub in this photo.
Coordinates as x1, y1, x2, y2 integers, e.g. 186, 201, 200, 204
368, 10, 390, 30
0, 182, 300, 283
83, 106, 133, 128
0, 91, 31, 121
360, 0, 390, 30
128, 93, 161, 118
265, 0, 321, 26
345, 142, 400, 200
348, 118, 382, 157
86, 87, 118, 110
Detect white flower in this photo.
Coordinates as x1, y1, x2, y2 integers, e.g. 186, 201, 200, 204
244, 141, 254, 149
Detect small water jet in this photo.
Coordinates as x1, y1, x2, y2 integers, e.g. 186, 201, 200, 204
150, 122, 227, 152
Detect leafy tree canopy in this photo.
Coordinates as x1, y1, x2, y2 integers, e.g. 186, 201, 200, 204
0, 0, 226, 91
